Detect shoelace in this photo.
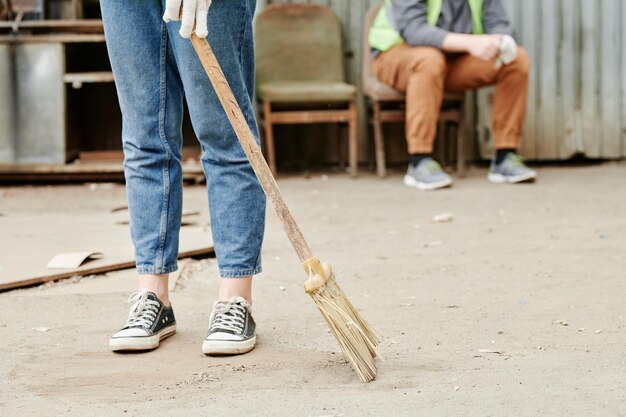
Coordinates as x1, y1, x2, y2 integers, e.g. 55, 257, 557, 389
125, 289, 160, 328
209, 298, 248, 334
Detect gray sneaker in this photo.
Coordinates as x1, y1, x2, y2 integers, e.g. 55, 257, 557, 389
488, 152, 537, 184
403, 158, 453, 191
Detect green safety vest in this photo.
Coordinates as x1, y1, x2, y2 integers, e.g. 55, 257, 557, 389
369, 0, 485, 52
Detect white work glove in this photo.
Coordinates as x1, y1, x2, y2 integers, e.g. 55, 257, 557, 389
163, 0, 212, 39
495, 34, 518, 69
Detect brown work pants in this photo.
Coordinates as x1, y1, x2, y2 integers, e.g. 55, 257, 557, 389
373, 43, 530, 154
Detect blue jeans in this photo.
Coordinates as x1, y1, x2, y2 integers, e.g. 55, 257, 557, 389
100, 0, 265, 277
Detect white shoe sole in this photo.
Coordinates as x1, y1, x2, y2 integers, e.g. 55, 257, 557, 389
488, 171, 537, 184
202, 335, 256, 356
403, 174, 453, 191
109, 324, 176, 352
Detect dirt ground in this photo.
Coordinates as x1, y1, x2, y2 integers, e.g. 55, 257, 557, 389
1, 163, 625, 417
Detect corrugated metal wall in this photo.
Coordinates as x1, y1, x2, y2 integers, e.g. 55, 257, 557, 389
487, 0, 626, 160
262, 0, 626, 164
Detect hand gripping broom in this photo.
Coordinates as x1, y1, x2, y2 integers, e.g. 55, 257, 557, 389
188, 34, 380, 382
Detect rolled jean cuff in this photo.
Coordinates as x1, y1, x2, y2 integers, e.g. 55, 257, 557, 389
136, 264, 178, 275
494, 136, 520, 150
408, 144, 434, 154
219, 265, 262, 278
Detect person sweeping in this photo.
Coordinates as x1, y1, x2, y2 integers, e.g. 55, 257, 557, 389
103, 0, 379, 381
103, 0, 265, 356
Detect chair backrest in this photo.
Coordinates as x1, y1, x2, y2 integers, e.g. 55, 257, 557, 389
255, 4, 345, 87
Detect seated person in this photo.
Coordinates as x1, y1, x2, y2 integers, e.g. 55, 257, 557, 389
370, 0, 537, 190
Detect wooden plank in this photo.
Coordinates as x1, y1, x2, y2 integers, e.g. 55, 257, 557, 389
599, 0, 622, 158
270, 109, 351, 123
78, 151, 125, 162
78, 149, 202, 162
379, 111, 405, 122
63, 71, 114, 84
0, 161, 202, 174
0, 161, 204, 182
0, 34, 106, 43
0, 246, 214, 292
0, 215, 214, 291
0, 19, 103, 33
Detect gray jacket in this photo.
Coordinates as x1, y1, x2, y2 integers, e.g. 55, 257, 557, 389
391, 0, 514, 48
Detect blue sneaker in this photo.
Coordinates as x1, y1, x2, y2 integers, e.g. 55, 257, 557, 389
488, 152, 537, 184
403, 158, 453, 191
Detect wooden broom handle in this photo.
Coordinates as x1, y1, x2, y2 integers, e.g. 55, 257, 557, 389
189, 34, 314, 264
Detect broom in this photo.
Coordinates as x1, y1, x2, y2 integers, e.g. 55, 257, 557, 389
188, 34, 380, 382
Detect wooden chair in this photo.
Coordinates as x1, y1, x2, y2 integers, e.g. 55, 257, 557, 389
255, 4, 358, 176
362, 3, 466, 178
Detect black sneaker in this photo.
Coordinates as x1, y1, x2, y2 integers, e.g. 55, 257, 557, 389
202, 296, 256, 355
109, 289, 176, 351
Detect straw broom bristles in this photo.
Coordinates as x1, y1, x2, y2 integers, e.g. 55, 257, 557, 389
305, 261, 380, 383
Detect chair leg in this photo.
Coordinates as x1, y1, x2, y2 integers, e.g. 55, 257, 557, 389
348, 100, 358, 177
457, 112, 466, 177
372, 101, 386, 178
262, 101, 277, 176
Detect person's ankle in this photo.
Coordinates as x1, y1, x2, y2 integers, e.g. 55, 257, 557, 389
218, 276, 252, 305
152, 292, 170, 307
410, 153, 432, 167
494, 148, 516, 164
138, 274, 170, 306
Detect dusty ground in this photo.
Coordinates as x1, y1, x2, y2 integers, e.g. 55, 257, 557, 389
1, 163, 625, 417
